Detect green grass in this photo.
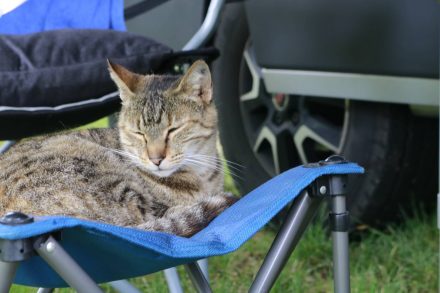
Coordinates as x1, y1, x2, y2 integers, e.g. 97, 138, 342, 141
9, 118, 438, 292
75, 117, 110, 130
12, 210, 437, 292
0, 118, 110, 148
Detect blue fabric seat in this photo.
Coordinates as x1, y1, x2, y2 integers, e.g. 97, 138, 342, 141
0, 163, 363, 287
0, 0, 125, 34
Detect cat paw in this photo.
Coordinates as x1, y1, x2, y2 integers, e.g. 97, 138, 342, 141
223, 192, 240, 206
202, 193, 238, 221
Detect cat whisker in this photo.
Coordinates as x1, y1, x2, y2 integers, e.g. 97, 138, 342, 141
104, 147, 139, 160
202, 159, 244, 174
189, 154, 245, 169
183, 158, 225, 174
186, 155, 244, 173
187, 155, 245, 171
184, 157, 243, 180
183, 158, 220, 170
184, 162, 235, 179
103, 147, 146, 168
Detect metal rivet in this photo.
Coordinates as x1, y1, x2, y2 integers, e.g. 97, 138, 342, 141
319, 186, 327, 194
46, 242, 55, 253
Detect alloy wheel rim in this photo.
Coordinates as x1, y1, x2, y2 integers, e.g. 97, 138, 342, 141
238, 43, 350, 177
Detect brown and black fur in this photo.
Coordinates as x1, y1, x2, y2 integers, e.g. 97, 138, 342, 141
0, 60, 237, 237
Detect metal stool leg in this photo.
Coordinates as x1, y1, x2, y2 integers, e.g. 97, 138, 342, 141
307, 158, 351, 293
164, 259, 208, 293
250, 156, 353, 293
184, 262, 212, 293
0, 213, 101, 293
108, 280, 141, 293
249, 191, 322, 292
331, 195, 350, 293
164, 267, 184, 293
197, 259, 209, 281
35, 236, 102, 293
0, 261, 18, 293
37, 288, 54, 293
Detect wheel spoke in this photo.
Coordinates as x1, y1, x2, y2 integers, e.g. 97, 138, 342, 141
253, 126, 280, 174
292, 125, 309, 164
293, 123, 339, 164
240, 46, 262, 101
239, 44, 346, 175
240, 93, 266, 112
239, 44, 269, 141
302, 116, 341, 152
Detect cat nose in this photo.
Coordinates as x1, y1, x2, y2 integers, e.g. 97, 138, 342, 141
147, 143, 166, 166
150, 157, 164, 166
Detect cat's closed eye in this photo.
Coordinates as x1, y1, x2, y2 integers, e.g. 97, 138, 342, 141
165, 125, 184, 142
167, 127, 179, 135
132, 131, 148, 142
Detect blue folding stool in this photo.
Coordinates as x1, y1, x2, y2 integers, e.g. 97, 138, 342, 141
0, 158, 363, 292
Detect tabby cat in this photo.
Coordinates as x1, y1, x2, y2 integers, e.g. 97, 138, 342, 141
0, 60, 238, 237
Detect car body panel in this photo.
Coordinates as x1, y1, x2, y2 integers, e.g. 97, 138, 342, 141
245, 0, 439, 79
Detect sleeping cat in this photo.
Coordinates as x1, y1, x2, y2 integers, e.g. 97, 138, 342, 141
0, 60, 238, 237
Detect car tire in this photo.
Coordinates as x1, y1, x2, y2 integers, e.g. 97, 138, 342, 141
212, 3, 438, 226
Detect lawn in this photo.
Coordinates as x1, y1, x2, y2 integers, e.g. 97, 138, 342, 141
8, 119, 439, 292
12, 210, 437, 292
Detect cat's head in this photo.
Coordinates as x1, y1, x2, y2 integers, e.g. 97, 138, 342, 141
108, 60, 218, 177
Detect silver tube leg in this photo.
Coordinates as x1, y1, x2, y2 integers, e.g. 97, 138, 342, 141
182, 0, 225, 50
250, 191, 322, 293
108, 280, 141, 293
331, 195, 350, 293
197, 258, 209, 281
164, 267, 184, 293
35, 236, 102, 293
0, 261, 18, 293
37, 288, 54, 293
0, 140, 16, 154
184, 262, 212, 293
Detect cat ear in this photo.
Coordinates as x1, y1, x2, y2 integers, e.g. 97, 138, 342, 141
177, 60, 212, 104
107, 60, 142, 102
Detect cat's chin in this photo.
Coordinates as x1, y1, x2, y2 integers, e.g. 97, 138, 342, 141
150, 168, 178, 178
134, 161, 179, 177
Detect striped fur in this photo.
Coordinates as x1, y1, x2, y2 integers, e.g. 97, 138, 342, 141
0, 60, 237, 237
